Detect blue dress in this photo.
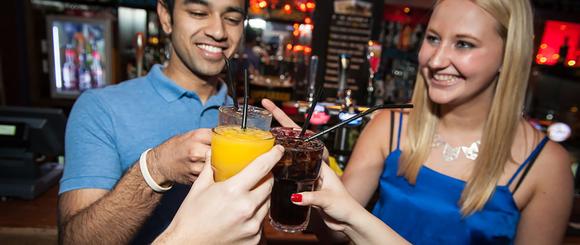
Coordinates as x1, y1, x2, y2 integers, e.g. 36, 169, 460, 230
371, 112, 549, 244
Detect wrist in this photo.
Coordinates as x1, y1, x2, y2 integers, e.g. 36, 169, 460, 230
146, 148, 172, 187
341, 204, 371, 238
139, 148, 173, 192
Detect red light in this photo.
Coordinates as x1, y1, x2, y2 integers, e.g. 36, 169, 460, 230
536, 20, 580, 66
283, 4, 292, 14
306, 2, 315, 10
304, 17, 312, 24
293, 30, 300, 36
286, 44, 293, 50
304, 46, 312, 54
299, 3, 307, 12
293, 45, 304, 52
258, 0, 267, 8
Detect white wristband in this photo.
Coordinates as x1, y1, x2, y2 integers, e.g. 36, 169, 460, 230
139, 148, 172, 192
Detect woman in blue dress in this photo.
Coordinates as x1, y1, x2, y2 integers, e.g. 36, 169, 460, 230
267, 0, 573, 243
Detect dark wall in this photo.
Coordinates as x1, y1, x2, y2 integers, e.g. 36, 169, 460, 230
0, 0, 33, 106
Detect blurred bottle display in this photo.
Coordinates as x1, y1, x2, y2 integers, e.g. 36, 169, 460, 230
62, 45, 78, 91
91, 50, 105, 88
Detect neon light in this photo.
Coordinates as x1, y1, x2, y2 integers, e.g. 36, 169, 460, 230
52, 25, 62, 89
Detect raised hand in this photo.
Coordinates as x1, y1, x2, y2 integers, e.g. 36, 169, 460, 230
261, 99, 300, 128
154, 145, 285, 244
147, 128, 213, 186
291, 163, 363, 231
261, 98, 329, 161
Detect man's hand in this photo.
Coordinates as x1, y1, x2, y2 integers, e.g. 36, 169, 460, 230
147, 129, 212, 186
154, 146, 285, 244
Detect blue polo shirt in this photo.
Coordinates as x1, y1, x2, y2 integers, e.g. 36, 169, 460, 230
60, 64, 231, 243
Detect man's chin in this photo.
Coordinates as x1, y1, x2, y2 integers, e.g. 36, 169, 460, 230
189, 66, 224, 79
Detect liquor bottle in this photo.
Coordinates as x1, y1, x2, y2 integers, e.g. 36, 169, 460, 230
75, 34, 92, 91
306, 55, 319, 103
336, 54, 350, 104
78, 53, 92, 91
62, 45, 78, 91
91, 50, 104, 88
366, 41, 382, 106
333, 89, 362, 169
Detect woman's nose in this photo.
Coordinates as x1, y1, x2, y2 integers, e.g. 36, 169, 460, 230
427, 45, 451, 69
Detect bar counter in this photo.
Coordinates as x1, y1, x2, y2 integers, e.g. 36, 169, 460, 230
1, 185, 579, 244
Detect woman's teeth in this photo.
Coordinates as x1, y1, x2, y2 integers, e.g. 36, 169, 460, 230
433, 74, 458, 82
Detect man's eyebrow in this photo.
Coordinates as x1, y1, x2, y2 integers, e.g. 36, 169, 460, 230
183, 0, 208, 5
182, 0, 246, 16
225, 6, 246, 16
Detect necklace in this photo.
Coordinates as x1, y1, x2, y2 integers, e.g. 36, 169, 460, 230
432, 134, 481, 161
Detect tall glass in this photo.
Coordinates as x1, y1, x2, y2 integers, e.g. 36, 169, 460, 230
269, 127, 324, 233
211, 126, 274, 181
218, 105, 272, 130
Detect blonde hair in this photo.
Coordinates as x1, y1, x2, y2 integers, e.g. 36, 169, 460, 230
399, 0, 534, 215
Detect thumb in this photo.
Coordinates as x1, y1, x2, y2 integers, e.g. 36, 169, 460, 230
290, 191, 330, 210
190, 150, 214, 192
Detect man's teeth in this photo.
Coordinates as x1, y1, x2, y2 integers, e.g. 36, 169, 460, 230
198, 44, 223, 53
433, 74, 458, 82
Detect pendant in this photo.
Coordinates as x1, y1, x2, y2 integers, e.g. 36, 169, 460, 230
461, 141, 480, 160
443, 143, 460, 161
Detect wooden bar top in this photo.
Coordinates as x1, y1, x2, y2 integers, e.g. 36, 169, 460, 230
0, 185, 317, 244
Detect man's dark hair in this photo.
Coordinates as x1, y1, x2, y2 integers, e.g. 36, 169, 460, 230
158, 0, 248, 18
158, 0, 175, 16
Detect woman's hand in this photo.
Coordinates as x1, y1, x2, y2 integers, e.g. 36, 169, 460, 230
291, 163, 364, 231
154, 145, 285, 245
292, 163, 409, 245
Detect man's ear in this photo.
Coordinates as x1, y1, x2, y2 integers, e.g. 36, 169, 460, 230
157, 1, 173, 35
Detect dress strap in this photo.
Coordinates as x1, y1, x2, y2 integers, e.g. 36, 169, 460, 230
396, 111, 403, 150
506, 136, 549, 189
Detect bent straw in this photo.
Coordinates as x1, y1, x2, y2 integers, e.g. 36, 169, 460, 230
222, 53, 238, 110
305, 103, 414, 142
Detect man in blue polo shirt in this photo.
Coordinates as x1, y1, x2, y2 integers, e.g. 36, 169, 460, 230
57, 0, 256, 243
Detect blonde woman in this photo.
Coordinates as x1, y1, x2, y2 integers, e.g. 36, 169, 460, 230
341, 0, 573, 243
265, 0, 573, 243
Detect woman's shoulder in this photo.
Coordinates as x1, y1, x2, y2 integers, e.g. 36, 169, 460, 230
517, 120, 572, 189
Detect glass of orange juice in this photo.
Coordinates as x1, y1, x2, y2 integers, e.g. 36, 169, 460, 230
211, 125, 275, 181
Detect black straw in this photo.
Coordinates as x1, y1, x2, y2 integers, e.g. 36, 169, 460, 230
241, 69, 249, 130
222, 53, 238, 110
305, 103, 414, 142
299, 85, 323, 139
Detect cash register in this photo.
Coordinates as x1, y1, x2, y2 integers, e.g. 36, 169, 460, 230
0, 106, 66, 199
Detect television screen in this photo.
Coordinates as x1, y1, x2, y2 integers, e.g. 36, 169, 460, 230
46, 15, 113, 99
535, 20, 579, 68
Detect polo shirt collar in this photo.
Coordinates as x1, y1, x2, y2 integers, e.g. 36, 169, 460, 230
147, 64, 232, 106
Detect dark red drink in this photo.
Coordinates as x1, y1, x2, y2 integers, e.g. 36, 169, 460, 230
269, 127, 324, 233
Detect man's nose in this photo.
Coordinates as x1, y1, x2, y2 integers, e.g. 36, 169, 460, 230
204, 15, 227, 41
